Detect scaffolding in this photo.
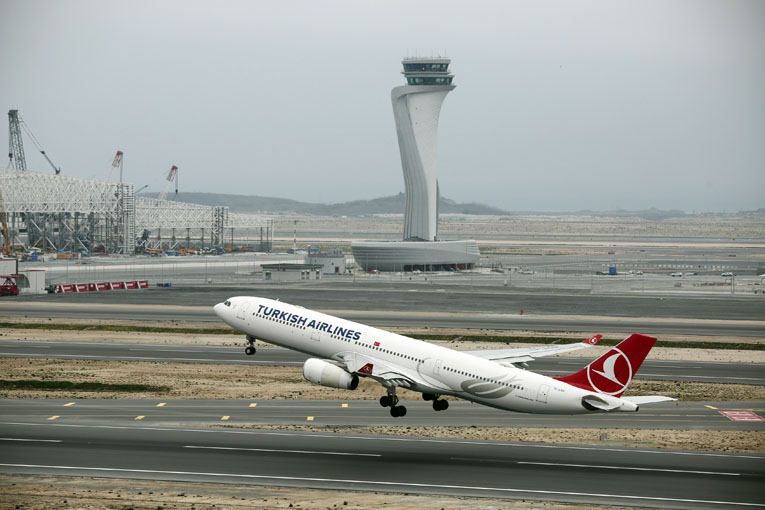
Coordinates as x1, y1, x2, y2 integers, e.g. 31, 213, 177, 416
0, 168, 272, 254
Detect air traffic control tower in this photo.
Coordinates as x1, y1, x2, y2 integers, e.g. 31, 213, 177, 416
394, 58, 455, 241
351, 58, 480, 272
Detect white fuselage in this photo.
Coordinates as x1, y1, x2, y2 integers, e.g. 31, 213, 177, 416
214, 297, 633, 414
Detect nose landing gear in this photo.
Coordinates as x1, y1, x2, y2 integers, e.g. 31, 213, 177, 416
244, 336, 256, 356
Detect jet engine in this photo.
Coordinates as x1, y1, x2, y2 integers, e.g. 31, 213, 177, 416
303, 358, 359, 390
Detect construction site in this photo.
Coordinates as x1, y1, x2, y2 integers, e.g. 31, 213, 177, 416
1, 110, 273, 259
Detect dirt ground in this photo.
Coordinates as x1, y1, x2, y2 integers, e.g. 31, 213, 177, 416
0, 474, 633, 510
3, 358, 764, 402
2, 319, 763, 363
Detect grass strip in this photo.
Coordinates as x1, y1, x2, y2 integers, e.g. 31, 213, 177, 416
0, 379, 169, 392
0, 321, 238, 335
1, 322, 760, 351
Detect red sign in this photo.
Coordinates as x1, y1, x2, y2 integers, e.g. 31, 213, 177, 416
719, 411, 764, 422
137, 280, 149, 289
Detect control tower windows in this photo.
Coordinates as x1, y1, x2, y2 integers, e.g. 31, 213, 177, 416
403, 63, 449, 73
406, 76, 453, 86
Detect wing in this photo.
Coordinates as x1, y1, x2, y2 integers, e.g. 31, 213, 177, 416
463, 335, 602, 365
340, 351, 429, 389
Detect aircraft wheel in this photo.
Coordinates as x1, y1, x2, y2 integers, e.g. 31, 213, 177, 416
390, 405, 407, 418
379, 395, 392, 407
244, 346, 256, 356
433, 399, 449, 411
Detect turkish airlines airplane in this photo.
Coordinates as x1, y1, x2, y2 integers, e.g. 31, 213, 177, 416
214, 296, 673, 417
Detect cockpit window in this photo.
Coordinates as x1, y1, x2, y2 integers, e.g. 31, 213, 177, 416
224, 301, 231, 306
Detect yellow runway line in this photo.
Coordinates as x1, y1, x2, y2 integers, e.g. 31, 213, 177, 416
156, 402, 166, 407
48, 416, 60, 421
63, 402, 75, 407
221, 416, 230, 421
135, 416, 145, 420
307, 416, 314, 421
249, 403, 257, 407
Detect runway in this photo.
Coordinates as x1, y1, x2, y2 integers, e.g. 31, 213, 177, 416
2, 299, 765, 337
2, 398, 764, 430
0, 417, 762, 509
2, 340, 763, 385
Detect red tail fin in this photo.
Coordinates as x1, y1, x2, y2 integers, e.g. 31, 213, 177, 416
555, 334, 657, 397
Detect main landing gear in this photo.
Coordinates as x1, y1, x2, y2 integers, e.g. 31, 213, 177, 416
423, 393, 449, 411
244, 336, 256, 356
379, 387, 406, 417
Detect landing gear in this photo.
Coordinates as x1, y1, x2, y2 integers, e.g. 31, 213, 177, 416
432, 399, 449, 411
379, 387, 406, 418
244, 336, 256, 356
423, 393, 448, 411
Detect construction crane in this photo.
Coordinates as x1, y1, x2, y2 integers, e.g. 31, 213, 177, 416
157, 165, 178, 201
7, 110, 61, 174
107, 150, 123, 183
0, 187, 11, 256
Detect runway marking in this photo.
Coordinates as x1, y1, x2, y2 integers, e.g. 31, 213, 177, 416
63, 402, 75, 407
221, 416, 230, 421
249, 403, 257, 407
156, 403, 166, 407
0, 438, 61, 443
135, 416, 144, 420
4, 422, 762, 459
47, 416, 59, 421
1, 464, 761, 508
307, 416, 314, 421
706, 405, 719, 410
515, 461, 740, 476
341, 403, 348, 408
0, 353, 301, 364
184, 446, 380, 457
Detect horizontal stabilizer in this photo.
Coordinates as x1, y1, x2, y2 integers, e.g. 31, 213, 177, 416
622, 395, 676, 405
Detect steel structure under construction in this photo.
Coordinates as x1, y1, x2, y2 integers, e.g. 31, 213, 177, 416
0, 168, 272, 254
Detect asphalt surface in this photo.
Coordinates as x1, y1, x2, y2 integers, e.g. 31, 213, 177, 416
2, 340, 763, 385
2, 299, 764, 338
0, 416, 762, 509
3, 283, 765, 327
2, 398, 764, 430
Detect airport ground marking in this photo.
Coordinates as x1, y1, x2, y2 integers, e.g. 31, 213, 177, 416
156, 403, 166, 407
249, 403, 257, 407
307, 416, 314, 421
135, 416, 144, 420
184, 446, 380, 457
221, 416, 230, 421
47, 416, 59, 421
0, 438, 61, 443
4, 421, 761, 459
705, 405, 718, 410
515, 461, 740, 476
341, 403, 348, 408
63, 402, 75, 407
1, 464, 762, 508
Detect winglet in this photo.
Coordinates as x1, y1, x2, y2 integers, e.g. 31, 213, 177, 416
582, 334, 602, 345
556, 333, 657, 397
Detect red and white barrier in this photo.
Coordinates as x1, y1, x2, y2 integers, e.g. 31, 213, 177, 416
55, 280, 149, 293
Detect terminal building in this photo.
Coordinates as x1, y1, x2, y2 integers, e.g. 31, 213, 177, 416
351, 57, 480, 271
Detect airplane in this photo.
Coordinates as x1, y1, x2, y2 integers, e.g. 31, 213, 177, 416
213, 296, 674, 417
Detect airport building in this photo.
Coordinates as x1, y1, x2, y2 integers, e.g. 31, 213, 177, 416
351, 57, 480, 271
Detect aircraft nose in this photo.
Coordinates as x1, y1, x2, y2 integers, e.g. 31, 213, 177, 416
213, 303, 224, 317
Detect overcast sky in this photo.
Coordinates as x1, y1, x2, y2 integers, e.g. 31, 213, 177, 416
1, 0, 763, 212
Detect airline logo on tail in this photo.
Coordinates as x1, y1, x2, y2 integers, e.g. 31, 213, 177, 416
587, 348, 632, 395
555, 334, 657, 398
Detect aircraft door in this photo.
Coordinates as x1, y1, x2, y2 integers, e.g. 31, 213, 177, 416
236, 302, 250, 321
311, 328, 321, 342
434, 359, 442, 374
536, 384, 549, 403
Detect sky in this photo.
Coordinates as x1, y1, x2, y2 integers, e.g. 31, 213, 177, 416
1, 0, 763, 212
